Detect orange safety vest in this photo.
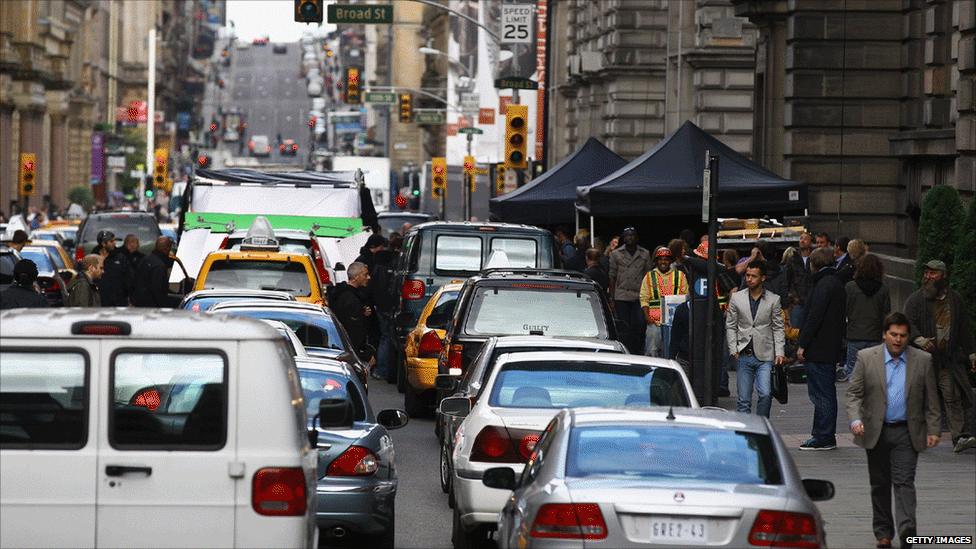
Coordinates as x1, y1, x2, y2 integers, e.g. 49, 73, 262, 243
644, 269, 687, 324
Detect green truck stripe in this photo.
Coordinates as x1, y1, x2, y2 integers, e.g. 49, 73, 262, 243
183, 213, 364, 237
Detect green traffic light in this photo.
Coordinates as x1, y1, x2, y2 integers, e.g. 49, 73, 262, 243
300, 2, 318, 21
412, 189, 420, 197
145, 189, 155, 198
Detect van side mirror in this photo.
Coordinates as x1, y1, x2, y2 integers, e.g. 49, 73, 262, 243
802, 479, 835, 501
435, 374, 459, 392
482, 467, 517, 490
318, 397, 354, 429
439, 396, 470, 417
377, 409, 409, 430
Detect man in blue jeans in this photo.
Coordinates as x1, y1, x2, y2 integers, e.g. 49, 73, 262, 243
797, 247, 847, 450
726, 260, 786, 417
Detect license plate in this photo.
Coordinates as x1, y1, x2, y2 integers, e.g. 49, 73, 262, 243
649, 518, 707, 544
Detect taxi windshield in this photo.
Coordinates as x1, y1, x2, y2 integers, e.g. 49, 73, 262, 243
204, 259, 312, 297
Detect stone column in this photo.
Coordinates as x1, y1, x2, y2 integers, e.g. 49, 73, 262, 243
0, 105, 13, 214
48, 113, 68, 208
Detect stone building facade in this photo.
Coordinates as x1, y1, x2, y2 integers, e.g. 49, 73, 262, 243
547, 0, 758, 162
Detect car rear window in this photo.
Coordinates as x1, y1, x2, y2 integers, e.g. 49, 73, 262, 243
203, 259, 312, 297
426, 290, 459, 329
0, 351, 88, 449
216, 309, 344, 351
489, 238, 537, 268
43, 247, 67, 270
19, 248, 55, 273
110, 352, 227, 449
465, 286, 607, 338
465, 345, 622, 398
435, 235, 482, 272
488, 360, 690, 409
82, 215, 160, 245
567, 426, 782, 485
297, 369, 366, 421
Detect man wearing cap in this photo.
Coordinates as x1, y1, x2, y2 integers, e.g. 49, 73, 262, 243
0, 259, 49, 309
640, 247, 688, 357
92, 229, 115, 257
609, 227, 652, 354
905, 259, 976, 453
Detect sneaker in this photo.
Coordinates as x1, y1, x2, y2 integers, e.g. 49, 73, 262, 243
799, 437, 837, 451
953, 435, 976, 453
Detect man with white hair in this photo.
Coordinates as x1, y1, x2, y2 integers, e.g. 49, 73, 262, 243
330, 261, 373, 361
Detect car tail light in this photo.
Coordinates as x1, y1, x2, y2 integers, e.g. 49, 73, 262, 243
748, 510, 820, 548
401, 279, 425, 300
470, 426, 542, 463
530, 503, 608, 539
130, 388, 161, 411
252, 467, 307, 516
448, 344, 463, 371
327, 446, 379, 476
71, 321, 132, 335
43, 277, 63, 295
418, 330, 444, 358
310, 239, 331, 286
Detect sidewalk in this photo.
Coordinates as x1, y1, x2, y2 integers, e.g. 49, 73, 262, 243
724, 376, 976, 549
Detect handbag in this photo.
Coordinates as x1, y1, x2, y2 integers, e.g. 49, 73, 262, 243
771, 363, 789, 404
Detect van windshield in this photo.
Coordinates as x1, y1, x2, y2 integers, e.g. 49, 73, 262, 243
465, 286, 608, 338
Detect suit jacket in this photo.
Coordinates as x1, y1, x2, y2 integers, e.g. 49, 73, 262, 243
845, 345, 941, 453
725, 288, 785, 362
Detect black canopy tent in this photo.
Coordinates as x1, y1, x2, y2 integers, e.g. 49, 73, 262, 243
489, 137, 627, 225
576, 121, 806, 218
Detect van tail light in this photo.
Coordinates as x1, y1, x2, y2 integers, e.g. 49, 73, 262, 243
327, 446, 379, 476
252, 467, 307, 516
130, 388, 161, 411
448, 344, 463, 371
218, 235, 229, 249
418, 330, 444, 358
748, 510, 820, 548
530, 503, 608, 540
401, 279, 425, 300
470, 426, 541, 463
310, 239, 331, 286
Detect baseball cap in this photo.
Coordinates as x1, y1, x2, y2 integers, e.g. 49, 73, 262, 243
654, 247, 673, 259
97, 230, 116, 244
365, 234, 388, 248
924, 259, 947, 273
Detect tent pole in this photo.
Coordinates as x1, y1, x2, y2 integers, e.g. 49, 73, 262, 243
575, 207, 580, 237
590, 215, 595, 247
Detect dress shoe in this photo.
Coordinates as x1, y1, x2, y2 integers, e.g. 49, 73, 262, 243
716, 387, 731, 397
876, 538, 892, 548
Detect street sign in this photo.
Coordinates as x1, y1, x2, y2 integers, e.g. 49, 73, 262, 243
458, 127, 483, 135
365, 91, 397, 104
460, 92, 480, 113
701, 167, 711, 223
494, 77, 538, 90
694, 278, 709, 298
500, 4, 533, 44
327, 4, 393, 24
415, 111, 446, 124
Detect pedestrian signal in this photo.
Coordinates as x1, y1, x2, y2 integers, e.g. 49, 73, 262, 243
294, 0, 323, 23
399, 93, 412, 123
431, 157, 447, 198
19, 153, 37, 197
504, 104, 528, 169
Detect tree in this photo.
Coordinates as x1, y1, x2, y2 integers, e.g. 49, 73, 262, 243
67, 185, 94, 210
951, 198, 976, 332
914, 185, 965, 285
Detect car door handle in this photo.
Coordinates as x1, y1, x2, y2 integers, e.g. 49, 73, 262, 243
105, 465, 153, 477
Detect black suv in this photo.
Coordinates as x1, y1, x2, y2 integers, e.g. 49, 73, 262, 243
436, 269, 619, 379
76, 211, 161, 261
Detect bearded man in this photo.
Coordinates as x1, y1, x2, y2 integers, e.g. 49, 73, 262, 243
904, 259, 976, 454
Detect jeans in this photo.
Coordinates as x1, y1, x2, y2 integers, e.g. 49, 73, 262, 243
806, 361, 838, 442
614, 300, 644, 354
644, 324, 662, 357
844, 340, 878, 378
736, 354, 773, 417
375, 312, 394, 378
790, 304, 806, 331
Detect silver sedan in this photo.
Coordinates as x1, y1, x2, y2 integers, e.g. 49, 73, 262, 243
483, 407, 834, 548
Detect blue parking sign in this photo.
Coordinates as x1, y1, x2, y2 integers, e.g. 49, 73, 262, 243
694, 278, 709, 298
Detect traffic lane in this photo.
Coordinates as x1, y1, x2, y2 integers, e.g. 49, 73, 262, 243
367, 379, 455, 549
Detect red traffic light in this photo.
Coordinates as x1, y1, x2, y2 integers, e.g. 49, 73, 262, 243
210, 123, 217, 132
395, 195, 408, 209
23, 161, 35, 171
433, 165, 445, 175
197, 155, 211, 167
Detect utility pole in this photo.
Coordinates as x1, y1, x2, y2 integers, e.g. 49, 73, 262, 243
141, 27, 156, 211
703, 151, 720, 405
464, 133, 473, 220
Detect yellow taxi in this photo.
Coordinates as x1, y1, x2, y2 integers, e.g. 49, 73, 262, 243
193, 249, 324, 304
26, 239, 77, 283
402, 283, 463, 416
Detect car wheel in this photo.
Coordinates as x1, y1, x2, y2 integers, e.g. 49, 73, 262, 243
452, 507, 490, 549
404, 386, 429, 418
439, 443, 452, 494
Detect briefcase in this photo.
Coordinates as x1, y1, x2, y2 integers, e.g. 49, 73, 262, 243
771, 364, 789, 404
786, 363, 807, 384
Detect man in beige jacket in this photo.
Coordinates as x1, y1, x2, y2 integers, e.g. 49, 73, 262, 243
846, 312, 942, 549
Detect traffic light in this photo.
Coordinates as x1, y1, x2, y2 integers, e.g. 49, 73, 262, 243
504, 104, 528, 169
399, 93, 412, 123
431, 157, 447, 199
294, 0, 323, 23
346, 67, 360, 104
197, 154, 211, 169
463, 155, 476, 193
19, 153, 37, 197
153, 148, 168, 189
495, 163, 506, 195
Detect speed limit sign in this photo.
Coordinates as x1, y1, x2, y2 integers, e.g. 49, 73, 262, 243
500, 4, 533, 44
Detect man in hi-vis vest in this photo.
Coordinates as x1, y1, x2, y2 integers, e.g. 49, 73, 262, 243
640, 247, 688, 357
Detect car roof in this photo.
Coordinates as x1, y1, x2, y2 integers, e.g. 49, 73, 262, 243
378, 212, 435, 219
293, 356, 350, 375
491, 335, 624, 351
493, 351, 685, 371
0, 308, 281, 340
226, 229, 310, 240
567, 406, 770, 435
466, 269, 600, 287
209, 299, 327, 313
408, 220, 551, 235
203, 250, 311, 261
86, 211, 155, 218
183, 289, 296, 300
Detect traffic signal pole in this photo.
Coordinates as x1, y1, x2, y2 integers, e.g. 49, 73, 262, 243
464, 133, 473, 221
141, 28, 156, 212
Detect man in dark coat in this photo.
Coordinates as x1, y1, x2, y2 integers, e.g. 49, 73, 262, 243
331, 261, 373, 360
131, 237, 176, 308
99, 231, 134, 306
905, 259, 975, 454
0, 259, 48, 309
796, 247, 847, 450
354, 234, 387, 272
368, 250, 399, 381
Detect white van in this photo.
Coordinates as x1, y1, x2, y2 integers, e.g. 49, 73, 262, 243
0, 309, 318, 548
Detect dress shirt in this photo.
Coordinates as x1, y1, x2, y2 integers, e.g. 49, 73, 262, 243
883, 345, 907, 423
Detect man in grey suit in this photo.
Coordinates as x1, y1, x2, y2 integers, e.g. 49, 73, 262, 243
846, 312, 942, 549
726, 260, 786, 417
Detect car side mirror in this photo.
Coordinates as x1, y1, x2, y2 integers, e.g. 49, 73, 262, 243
802, 479, 835, 501
482, 467, 517, 491
377, 409, 409, 430
317, 397, 354, 429
439, 396, 470, 417
334, 262, 346, 272
435, 374, 459, 392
